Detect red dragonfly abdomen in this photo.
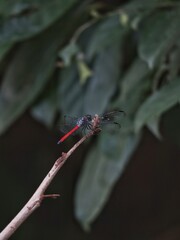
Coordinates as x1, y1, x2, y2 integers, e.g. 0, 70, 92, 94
57, 125, 79, 144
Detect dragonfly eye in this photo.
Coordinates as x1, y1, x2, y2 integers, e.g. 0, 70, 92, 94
85, 114, 92, 121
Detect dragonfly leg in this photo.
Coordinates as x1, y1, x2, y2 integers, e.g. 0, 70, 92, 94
81, 125, 87, 135
87, 122, 93, 130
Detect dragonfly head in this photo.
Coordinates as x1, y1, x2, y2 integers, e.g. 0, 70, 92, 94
77, 115, 92, 127
85, 114, 92, 122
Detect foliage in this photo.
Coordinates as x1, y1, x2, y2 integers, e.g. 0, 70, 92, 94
0, 0, 180, 231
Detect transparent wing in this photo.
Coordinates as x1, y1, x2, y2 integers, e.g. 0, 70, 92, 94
60, 115, 94, 135
59, 115, 78, 135
60, 115, 86, 136
99, 110, 125, 127
63, 115, 78, 125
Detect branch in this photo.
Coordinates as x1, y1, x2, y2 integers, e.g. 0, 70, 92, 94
0, 120, 99, 240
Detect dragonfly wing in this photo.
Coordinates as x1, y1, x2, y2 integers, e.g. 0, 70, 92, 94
63, 115, 78, 125
99, 110, 125, 126
60, 115, 84, 136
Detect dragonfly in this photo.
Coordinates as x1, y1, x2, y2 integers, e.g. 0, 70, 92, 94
57, 110, 125, 144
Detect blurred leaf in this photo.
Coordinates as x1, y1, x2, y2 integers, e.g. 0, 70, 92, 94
138, 9, 180, 68
116, 58, 151, 117
146, 117, 162, 139
31, 99, 57, 127
77, 59, 92, 84
167, 45, 180, 82
0, 37, 58, 134
84, 43, 122, 114
59, 42, 123, 116
86, 15, 126, 59
122, 0, 165, 28
0, 4, 89, 134
112, 58, 151, 138
0, 1, 36, 17
0, 43, 13, 60
120, 59, 149, 104
135, 78, 180, 132
119, 11, 129, 26
123, 0, 174, 12
31, 82, 58, 127
59, 42, 79, 66
75, 130, 141, 230
58, 63, 85, 116
90, 9, 101, 19
0, 0, 80, 44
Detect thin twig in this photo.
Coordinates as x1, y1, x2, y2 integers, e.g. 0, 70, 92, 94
0, 119, 100, 240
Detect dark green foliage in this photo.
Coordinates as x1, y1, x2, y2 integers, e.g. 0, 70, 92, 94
0, 0, 180, 231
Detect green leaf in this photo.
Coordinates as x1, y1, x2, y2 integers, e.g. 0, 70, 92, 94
77, 59, 92, 84
31, 82, 58, 127
167, 45, 180, 82
75, 131, 141, 230
0, 0, 80, 44
59, 42, 123, 116
0, 35, 58, 134
119, 11, 129, 26
115, 58, 151, 117
138, 9, 180, 68
111, 58, 151, 138
146, 117, 161, 139
59, 42, 79, 66
86, 15, 126, 59
135, 78, 180, 132
0, 43, 13, 60
0, 2, 34, 17
120, 58, 149, 103
58, 63, 85, 116
0, 5, 89, 134
84, 43, 122, 114
121, 0, 165, 29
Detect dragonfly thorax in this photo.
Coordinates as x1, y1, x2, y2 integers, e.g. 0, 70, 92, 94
77, 115, 92, 127
77, 117, 85, 127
